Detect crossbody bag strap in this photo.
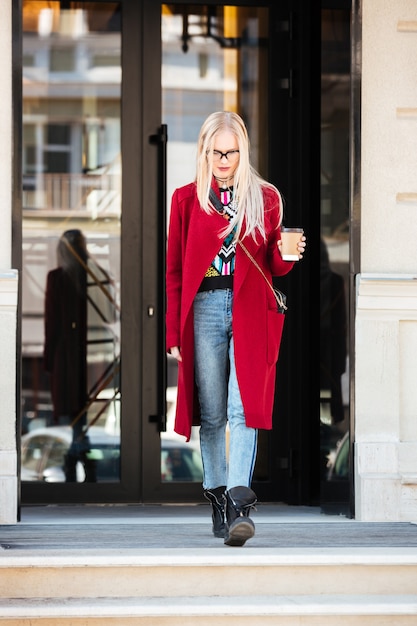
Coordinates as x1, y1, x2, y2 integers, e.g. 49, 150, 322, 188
237, 240, 287, 312
209, 188, 287, 312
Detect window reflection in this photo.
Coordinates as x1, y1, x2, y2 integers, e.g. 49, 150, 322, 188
320, 8, 351, 507
21, 2, 121, 484
43, 229, 119, 482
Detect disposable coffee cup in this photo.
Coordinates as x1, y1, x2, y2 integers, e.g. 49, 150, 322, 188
280, 227, 304, 261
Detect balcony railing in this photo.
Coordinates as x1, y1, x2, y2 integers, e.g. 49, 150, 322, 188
23, 171, 121, 216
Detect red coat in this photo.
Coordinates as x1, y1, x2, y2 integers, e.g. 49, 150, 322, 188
166, 181, 294, 441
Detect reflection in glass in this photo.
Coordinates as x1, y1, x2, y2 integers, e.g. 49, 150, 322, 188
320, 8, 351, 507
21, 2, 121, 483
43, 230, 119, 481
162, 5, 268, 483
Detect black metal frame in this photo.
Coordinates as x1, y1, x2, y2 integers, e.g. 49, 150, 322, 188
19, 0, 143, 504
348, 0, 361, 519
12, 0, 23, 518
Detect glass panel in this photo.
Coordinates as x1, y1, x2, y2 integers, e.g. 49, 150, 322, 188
162, 4, 269, 483
21, 1, 121, 484
320, 8, 351, 508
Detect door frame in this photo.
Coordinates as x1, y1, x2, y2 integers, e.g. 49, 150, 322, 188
19, 0, 142, 504
16, 0, 347, 508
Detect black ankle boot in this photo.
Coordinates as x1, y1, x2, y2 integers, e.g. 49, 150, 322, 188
204, 486, 226, 538
224, 486, 257, 546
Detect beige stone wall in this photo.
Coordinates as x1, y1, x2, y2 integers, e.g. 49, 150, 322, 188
0, 272, 18, 524
356, 0, 417, 521
0, 0, 18, 524
361, 0, 417, 273
356, 276, 417, 520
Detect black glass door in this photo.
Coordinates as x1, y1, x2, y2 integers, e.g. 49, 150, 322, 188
141, 1, 275, 502
20, 0, 352, 509
21, 1, 128, 503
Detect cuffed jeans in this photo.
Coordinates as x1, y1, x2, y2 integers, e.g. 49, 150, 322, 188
193, 289, 258, 490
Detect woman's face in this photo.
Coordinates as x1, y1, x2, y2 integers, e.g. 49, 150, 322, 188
211, 129, 240, 182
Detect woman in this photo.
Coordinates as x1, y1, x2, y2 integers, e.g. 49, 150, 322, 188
166, 111, 306, 546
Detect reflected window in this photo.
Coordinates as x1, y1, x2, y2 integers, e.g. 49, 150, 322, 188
21, 1, 122, 484
320, 7, 351, 509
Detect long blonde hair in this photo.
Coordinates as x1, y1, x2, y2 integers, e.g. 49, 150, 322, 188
196, 111, 282, 241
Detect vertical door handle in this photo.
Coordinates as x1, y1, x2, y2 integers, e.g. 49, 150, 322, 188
149, 124, 168, 431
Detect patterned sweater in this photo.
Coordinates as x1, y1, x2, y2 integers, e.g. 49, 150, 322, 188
198, 188, 237, 291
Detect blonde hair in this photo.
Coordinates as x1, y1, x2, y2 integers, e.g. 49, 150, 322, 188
196, 111, 282, 241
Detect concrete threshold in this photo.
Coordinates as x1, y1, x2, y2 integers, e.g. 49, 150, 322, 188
0, 504, 414, 553
19, 503, 348, 525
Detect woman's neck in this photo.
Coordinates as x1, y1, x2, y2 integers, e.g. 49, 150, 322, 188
214, 175, 234, 189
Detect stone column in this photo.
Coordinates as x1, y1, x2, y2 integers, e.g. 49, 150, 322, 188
356, 0, 417, 521
356, 276, 417, 520
0, 0, 18, 524
0, 272, 18, 524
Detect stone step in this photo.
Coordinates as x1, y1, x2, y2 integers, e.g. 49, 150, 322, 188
2, 546, 416, 624
1, 549, 417, 599
1, 595, 417, 625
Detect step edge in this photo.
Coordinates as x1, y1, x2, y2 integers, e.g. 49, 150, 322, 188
1, 595, 417, 618
1, 549, 417, 568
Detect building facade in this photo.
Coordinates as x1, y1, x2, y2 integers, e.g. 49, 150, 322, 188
0, 0, 416, 524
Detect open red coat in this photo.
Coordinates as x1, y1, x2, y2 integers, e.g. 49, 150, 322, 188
166, 181, 294, 441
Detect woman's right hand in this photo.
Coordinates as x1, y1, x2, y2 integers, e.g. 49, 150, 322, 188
170, 346, 182, 362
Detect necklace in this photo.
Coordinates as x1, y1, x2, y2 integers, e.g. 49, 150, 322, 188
214, 175, 233, 190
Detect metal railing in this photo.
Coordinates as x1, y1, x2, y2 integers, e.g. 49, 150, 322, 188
23, 171, 121, 215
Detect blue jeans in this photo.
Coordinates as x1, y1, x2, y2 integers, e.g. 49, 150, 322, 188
193, 289, 258, 490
